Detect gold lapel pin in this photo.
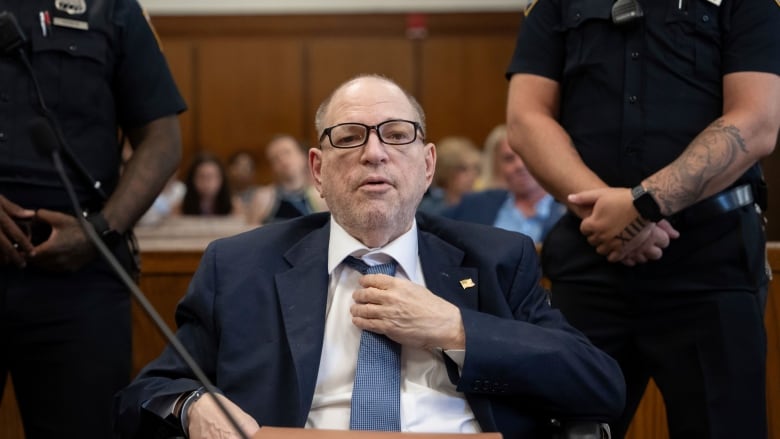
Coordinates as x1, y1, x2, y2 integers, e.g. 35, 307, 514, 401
459, 278, 475, 289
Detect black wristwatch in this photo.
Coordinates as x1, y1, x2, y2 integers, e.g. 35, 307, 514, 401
85, 211, 122, 247
631, 184, 664, 222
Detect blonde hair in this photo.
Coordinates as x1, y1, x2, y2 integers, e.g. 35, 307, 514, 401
481, 124, 508, 189
433, 136, 481, 189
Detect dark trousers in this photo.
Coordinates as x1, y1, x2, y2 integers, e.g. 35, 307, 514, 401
551, 282, 767, 438
0, 259, 131, 439
543, 208, 768, 439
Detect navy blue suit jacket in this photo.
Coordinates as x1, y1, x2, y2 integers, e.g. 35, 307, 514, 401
115, 212, 624, 438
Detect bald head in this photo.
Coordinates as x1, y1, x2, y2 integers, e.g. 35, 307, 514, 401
315, 75, 426, 140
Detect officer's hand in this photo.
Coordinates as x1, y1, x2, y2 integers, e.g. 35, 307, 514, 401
29, 209, 97, 272
609, 219, 680, 266
351, 274, 465, 351
569, 187, 637, 254
0, 195, 36, 268
187, 393, 259, 439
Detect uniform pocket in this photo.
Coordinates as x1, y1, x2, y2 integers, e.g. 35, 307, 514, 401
30, 27, 109, 111
557, 0, 614, 78
664, 0, 721, 78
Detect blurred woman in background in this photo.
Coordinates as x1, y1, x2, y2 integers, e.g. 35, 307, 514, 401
418, 136, 481, 215
178, 152, 243, 217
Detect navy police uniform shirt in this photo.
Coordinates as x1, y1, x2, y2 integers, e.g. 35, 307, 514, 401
507, 0, 780, 289
506, 0, 780, 189
0, 0, 186, 211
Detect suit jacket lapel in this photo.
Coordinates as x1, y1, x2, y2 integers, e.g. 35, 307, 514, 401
418, 230, 478, 311
275, 222, 330, 425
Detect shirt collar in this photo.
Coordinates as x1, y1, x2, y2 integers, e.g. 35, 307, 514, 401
327, 218, 419, 280
506, 192, 555, 219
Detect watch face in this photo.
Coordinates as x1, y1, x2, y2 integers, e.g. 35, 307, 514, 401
632, 185, 663, 221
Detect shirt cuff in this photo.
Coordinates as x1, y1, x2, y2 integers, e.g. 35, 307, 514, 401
142, 393, 185, 420
443, 349, 465, 369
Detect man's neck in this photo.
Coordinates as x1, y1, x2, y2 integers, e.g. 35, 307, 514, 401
513, 189, 546, 217
340, 221, 413, 249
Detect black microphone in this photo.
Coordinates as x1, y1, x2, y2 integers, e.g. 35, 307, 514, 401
0, 10, 26, 54
28, 117, 252, 439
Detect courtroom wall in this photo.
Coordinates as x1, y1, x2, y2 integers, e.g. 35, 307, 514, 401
150, 12, 780, 240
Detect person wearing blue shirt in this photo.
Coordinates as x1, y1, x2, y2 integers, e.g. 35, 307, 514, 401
443, 126, 564, 243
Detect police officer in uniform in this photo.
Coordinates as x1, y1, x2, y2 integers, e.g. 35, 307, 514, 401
506, 0, 780, 437
0, 0, 185, 437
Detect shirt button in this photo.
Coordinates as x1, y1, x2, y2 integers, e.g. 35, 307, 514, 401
574, 11, 581, 20
68, 44, 78, 51
0, 132, 6, 142
631, 51, 640, 60
628, 95, 638, 104
702, 14, 710, 22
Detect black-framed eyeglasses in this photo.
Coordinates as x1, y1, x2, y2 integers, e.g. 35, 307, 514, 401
319, 119, 424, 149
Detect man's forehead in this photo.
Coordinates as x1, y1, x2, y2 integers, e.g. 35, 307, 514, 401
326, 80, 414, 121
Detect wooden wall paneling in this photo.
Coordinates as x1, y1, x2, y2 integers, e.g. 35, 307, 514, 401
625, 381, 668, 439
761, 141, 780, 241
419, 36, 516, 147
765, 244, 780, 439
304, 37, 415, 145
132, 253, 204, 376
195, 38, 306, 184
0, 382, 21, 439
156, 38, 198, 177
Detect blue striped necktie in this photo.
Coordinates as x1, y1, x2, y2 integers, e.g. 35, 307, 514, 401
343, 255, 401, 431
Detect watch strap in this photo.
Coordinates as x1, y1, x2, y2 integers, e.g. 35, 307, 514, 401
84, 211, 122, 246
179, 387, 206, 437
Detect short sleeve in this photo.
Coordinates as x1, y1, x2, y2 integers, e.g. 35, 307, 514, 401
722, 0, 780, 75
505, 0, 566, 81
113, 0, 187, 129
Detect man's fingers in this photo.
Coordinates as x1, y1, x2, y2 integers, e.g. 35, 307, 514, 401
358, 273, 396, 290
0, 234, 28, 268
656, 219, 681, 239
568, 188, 605, 206
350, 302, 385, 320
0, 195, 35, 219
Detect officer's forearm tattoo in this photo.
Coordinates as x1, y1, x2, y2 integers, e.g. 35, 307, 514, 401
645, 119, 747, 214
616, 216, 649, 243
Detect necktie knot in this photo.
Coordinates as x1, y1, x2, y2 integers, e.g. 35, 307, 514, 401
344, 255, 397, 277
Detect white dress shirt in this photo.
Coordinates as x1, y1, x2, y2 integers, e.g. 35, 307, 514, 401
305, 219, 479, 432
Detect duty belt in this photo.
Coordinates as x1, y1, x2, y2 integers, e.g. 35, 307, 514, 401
668, 184, 754, 228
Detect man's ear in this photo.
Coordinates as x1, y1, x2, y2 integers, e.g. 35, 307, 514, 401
309, 148, 324, 195
424, 142, 436, 186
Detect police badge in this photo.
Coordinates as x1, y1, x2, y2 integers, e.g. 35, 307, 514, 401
55, 0, 87, 15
